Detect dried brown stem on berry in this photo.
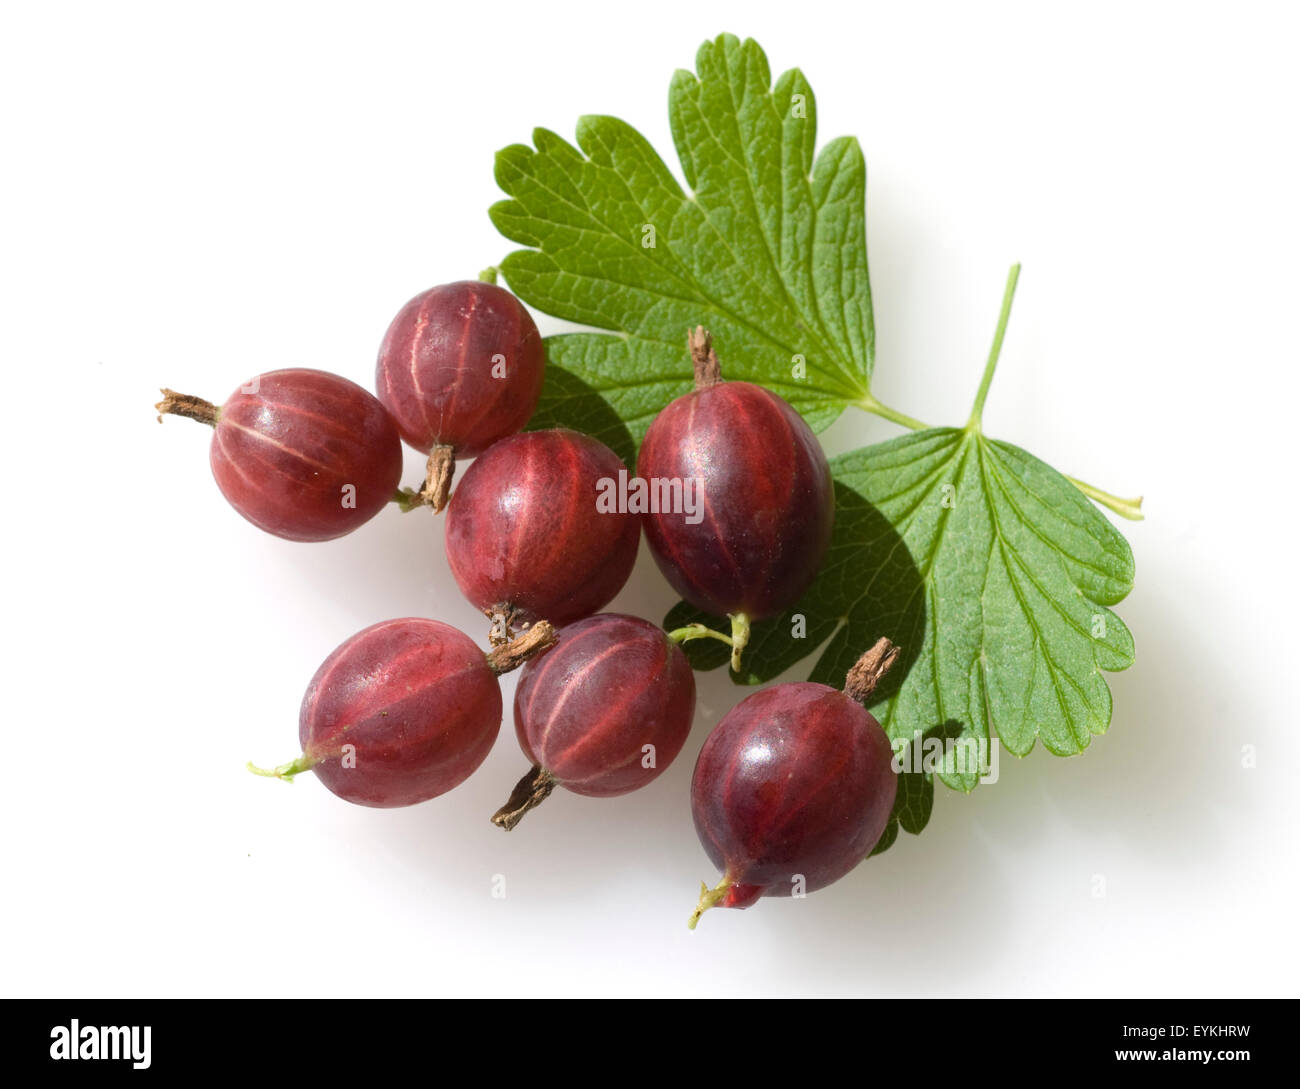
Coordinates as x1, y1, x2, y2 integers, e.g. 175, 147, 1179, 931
490, 765, 556, 831
418, 445, 457, 512
689, 326, 723, 389
155, 388, 219, 426
485, 620, 555, 675
843, 637, 901, 705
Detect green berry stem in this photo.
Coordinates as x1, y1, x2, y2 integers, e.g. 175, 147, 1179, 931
246, 754, 318, 782
728, 613, 750, 673
688, 876, 732, 930
666, 613, 752, 673
666, 622, 735, 648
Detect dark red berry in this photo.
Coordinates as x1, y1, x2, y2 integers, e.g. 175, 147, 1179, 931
250, 618, 555, 808
376, 280, 545, 458
637, 329, 833, 623
688, 640, 900, 927
492, 614, 696, 829
157, 368, 403, 542
444, 429, 640, 629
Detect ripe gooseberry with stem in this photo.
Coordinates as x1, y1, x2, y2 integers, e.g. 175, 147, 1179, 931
688, 638, 901, 929
491, 613, 696, 830
377, 276, 545, 512
444, 428, 640, 636
248, 619, 554, 808
637, 328, 834, 671
155, 368, 403, 543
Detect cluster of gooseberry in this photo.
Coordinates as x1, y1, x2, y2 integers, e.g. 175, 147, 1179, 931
157, 279, 901, 926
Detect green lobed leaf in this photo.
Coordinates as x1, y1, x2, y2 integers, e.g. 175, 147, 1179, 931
490, 33, 873, 456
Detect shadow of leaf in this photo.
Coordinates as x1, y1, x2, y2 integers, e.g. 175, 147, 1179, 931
525, 360, 637, 469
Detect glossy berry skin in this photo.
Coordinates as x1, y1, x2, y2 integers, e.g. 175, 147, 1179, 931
513, 614, 695, 797
300, 618, 502, 808
445, 429, 640, 627
691, 682, 897, 908
637, 381, 833, 620
210, 368, 403, 542
375, 280, 545, 457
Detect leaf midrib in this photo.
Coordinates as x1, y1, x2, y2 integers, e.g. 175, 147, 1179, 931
710, 50, 852, 387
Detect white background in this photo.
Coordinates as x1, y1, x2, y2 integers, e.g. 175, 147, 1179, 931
2, 0, 1296, 997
